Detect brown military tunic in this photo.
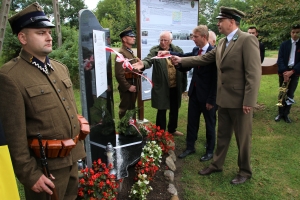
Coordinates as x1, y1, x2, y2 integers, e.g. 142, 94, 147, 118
0, 49, 86, 199
114, 45, 139, 119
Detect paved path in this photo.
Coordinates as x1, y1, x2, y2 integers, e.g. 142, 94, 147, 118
262, 58, 277, 66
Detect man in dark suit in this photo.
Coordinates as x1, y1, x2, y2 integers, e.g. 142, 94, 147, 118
275, 24, 300, 123
170, 7, 261, 184
0, 3, 86, 199
115, 27, 138, 119
158, 25, 217, 161
248, 26, 265, 63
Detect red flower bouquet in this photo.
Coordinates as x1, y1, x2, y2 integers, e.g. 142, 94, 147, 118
78, 159, 122, 200
145, 123, 175, 153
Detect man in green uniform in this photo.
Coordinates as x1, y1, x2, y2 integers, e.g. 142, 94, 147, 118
115, 27, 139, 119
0, 3, 86, 199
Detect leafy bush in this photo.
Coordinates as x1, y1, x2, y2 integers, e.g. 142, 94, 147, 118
50, 26, 80, 87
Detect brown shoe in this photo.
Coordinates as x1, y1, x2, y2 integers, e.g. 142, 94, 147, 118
198, 167, 222, 175
230, 175, 250, 185
171, 131, 183, 136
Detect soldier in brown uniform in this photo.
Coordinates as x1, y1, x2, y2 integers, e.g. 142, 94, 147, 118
115, 27, 139, 119
0, 3, 86, 199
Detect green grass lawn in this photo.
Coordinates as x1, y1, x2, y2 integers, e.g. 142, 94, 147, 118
265, 50, 279, 58
175, 74, 300, 200
17, 55, 300, 199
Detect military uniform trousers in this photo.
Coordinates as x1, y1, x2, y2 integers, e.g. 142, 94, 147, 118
118, 78, 138, 119
209, 106, 253, 178
24, 161, 78, 200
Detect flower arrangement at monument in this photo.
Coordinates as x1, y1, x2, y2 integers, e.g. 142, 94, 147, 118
129, 141, 163, 200
77, 159, 122, 200
145, 123, 175, 153
117, 109, 147, 136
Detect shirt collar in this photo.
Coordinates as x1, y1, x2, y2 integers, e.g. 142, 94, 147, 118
199, 43, 209, 53
227, 28, 239, 42
291, 38, 299, 43
20, 49, 54, 75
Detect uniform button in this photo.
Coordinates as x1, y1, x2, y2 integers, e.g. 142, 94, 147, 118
57, 89, 61, 93
71, 115, 74, 119
73, 125, 76, 128
67, 106, 70, 110
41, 90, 44, 94
53, 80, 56, 83
62, 97, 65, 101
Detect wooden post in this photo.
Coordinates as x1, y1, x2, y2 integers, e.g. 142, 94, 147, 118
0, 0, 11, 55
52, 0, 62, 47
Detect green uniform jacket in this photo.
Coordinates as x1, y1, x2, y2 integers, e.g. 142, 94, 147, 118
114, 45, 138, 92
0, 49, 86, 189
143, 44, 187, 109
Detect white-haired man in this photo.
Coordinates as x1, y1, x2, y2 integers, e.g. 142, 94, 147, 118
136, 31, 187, 136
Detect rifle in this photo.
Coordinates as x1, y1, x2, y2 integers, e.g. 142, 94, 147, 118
37, 133, 59, 200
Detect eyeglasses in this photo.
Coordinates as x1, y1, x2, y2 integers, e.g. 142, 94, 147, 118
159, 39, 170, 43
190, 35, 202, 39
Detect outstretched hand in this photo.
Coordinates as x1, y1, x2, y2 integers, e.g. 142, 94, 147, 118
170, 56, 182, 65
157, 51, 170, 57
132, 58, 144, 71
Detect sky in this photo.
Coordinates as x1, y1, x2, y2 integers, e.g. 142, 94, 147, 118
84, 0, 98, 10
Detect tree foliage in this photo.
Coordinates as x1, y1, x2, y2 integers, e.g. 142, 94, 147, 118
94, 0, 136, 46
245, 0, 300, 49
49, 26, 80, 87
9, 0, 86, 29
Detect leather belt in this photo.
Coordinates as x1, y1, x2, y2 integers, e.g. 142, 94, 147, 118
125, 72, 138, 79
29, 137, 77, 158
28, 114, 90, 158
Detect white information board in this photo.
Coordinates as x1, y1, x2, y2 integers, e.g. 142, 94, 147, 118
140, 0, 199, 100
93, 30, 108, 97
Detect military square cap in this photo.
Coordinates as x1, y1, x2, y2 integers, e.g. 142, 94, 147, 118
119, 26, 136, 38
216, 6, 245, 23
292, 24, 300, 29
8, 2, 55, 35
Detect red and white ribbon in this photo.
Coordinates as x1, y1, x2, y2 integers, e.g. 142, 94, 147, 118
105, 47, 152, 93
129, 118, 142, 136
151, 54, 172, 59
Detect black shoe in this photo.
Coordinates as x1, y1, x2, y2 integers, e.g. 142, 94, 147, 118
284, 115, 292, 123
274, 115, 282, 122
178, 149, 195, 159
200, 153, 213, 162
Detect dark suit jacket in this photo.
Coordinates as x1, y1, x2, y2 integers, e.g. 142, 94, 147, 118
277, 39, 300, 75
171, 45, 217, 105
259, 41, 265, 63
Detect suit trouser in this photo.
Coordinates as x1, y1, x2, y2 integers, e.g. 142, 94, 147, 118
24, 162, 78, 200
209, 106, 252, 178
156, 87, 178, 133
186, 90, 216, 154
278, 75, 299, 116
